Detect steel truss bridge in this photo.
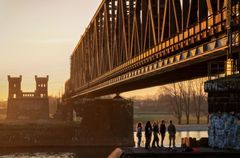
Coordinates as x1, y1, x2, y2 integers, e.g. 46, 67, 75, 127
65, 0, 240, 99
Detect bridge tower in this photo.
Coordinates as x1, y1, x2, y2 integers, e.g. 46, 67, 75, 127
7, 76, 22, 119
8, 75, 22, 99
35, 75, 49, 98
7, 75, 49, 120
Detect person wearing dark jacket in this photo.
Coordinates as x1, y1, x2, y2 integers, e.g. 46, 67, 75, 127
160, 120, 166, 147
145, 121, 152, 149
167, 120, 176, 148
136, 122, 142, 147
151, 121, 160, 148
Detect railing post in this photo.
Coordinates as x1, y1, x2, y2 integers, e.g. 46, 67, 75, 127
225, 0, 234, 77
225, 59, 234, 76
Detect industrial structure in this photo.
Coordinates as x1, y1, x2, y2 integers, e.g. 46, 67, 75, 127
7, 75, 49, 120
63, 0, 240, 147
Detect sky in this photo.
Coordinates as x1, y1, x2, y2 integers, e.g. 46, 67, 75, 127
0, 0, 161, 101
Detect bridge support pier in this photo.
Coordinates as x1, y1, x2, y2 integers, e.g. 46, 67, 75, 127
71, 96, 134, 146
205, 75, 240, 113
204, 75, 240, 149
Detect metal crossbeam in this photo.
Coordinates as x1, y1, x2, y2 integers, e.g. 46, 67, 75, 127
65, 0, 240, 98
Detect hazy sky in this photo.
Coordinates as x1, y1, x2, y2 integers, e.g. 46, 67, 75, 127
0, 0, 160, 101
0, 0, 103, 100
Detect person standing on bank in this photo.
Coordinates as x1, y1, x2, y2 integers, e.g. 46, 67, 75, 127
145, 121, 152, 149
136, 122, 142, 147
152, 121, 160, 148
168, 120, 176, 148
160, 120, 166, 147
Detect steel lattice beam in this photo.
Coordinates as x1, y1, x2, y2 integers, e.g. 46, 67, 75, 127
65, 0, 240, 98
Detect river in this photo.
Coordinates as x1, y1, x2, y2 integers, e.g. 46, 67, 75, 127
0, 131, 207, 158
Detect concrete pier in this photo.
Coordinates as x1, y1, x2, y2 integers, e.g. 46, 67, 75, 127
204, 75, 240, 149
72, 97, 134, 147
204, 75, 240, 113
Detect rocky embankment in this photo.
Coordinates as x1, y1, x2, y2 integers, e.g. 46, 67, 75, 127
0, 120, 133, 147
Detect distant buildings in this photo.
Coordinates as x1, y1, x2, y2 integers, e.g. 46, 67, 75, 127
7, 75, 49, 120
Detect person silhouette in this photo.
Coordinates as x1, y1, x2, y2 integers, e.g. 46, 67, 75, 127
152, 121, 160, 148
160, 120, 166, 147
167, 120, 176, 148
145, 121, 152, 149
136, 122, 142, 147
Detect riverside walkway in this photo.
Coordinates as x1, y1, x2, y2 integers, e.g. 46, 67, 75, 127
108, 147, 240, 158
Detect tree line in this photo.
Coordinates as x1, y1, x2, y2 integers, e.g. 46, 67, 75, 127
133, 78, 208, 124
161, 78, 208, 124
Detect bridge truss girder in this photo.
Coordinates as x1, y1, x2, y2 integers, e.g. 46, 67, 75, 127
66, 0, 240, 98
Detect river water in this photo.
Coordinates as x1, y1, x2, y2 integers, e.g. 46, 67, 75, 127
0, 131, 207, 158
0, 147, 116, 158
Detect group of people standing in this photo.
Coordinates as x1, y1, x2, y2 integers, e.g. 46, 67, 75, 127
136, 120, 176, 149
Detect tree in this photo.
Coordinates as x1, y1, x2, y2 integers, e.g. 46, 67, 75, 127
192, 78, 207, 124
181, 81, 192, 124
163, 83, 183, 124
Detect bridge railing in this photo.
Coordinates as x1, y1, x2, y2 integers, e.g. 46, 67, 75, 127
208, 60, 240, 80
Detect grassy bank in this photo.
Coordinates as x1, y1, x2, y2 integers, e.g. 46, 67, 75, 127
134, 113, 208, 127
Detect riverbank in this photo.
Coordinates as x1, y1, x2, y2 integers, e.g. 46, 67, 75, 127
0, 120, 133, 147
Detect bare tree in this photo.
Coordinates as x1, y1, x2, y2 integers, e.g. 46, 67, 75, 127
192, 78, 207, 124
163, 83, 183, 124
181, 81, 192, 124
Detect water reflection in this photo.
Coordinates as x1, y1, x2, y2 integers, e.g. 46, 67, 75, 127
0, 153, 75, 158
134, 131, 208, 147
0, 147, 116, 158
